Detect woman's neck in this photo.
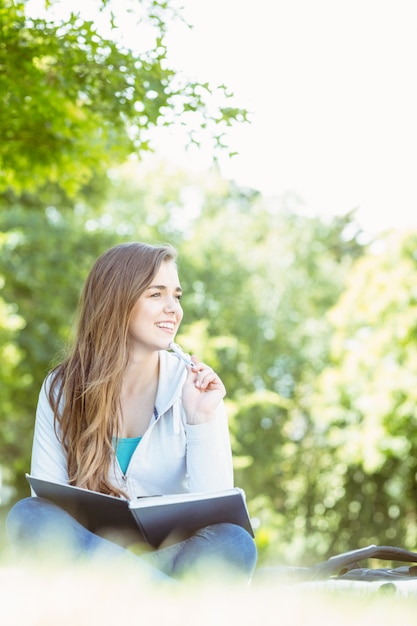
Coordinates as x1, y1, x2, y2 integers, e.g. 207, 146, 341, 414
123, 350, 159, 394
118, 351, 160, 438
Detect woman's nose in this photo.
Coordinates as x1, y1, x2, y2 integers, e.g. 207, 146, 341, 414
164, 297, 181, 313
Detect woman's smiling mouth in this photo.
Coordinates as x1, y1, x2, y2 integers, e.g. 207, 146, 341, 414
155, 322, 175, 331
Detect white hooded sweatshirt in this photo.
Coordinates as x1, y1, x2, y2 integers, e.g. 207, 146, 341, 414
31, 350, 234, 500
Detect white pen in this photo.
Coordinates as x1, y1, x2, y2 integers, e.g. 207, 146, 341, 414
169, 342, 195, 367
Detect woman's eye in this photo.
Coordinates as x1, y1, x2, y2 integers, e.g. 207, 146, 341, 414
150, 292, 161, 298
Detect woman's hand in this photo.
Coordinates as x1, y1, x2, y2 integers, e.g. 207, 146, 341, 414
181, 357, 226, 424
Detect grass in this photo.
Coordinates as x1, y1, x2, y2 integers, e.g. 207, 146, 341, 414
2, 558, 417, 626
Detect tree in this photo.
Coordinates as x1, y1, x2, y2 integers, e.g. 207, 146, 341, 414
0, 0, 246, 195
308, 230, 417, 555
180, 199, 364, 401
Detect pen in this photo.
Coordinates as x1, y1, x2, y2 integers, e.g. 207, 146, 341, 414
169, 342, 194, 367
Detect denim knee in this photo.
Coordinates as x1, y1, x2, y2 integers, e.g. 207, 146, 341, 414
6, 497, 38, 544
6, 496, 88, 553
197, 522, 257, 575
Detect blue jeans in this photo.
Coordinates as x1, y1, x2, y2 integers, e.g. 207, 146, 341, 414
6, 497, 257, 584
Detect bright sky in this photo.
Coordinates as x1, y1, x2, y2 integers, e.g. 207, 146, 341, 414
28, 0, 417, 236
159, 0, 417, 236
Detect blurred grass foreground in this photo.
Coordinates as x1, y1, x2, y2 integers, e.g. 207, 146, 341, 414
3, 558, 417, 625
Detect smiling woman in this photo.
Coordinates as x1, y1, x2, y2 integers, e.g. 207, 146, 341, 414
6, 241, 257, 584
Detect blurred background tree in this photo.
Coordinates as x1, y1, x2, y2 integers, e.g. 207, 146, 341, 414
2, 0, 417, 570
306, 231, 417, 559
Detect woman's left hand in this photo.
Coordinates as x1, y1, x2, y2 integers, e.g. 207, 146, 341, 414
182, 357, 226, 424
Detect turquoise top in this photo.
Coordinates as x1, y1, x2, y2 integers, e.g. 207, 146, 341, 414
113, 437, 142, 474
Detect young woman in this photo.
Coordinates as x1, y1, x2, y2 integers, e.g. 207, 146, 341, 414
6, 242, 257, 583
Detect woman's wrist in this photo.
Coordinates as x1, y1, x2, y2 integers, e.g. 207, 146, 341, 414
186, 410, 217, 425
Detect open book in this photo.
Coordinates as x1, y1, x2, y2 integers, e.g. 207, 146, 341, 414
26, 474, 254, 548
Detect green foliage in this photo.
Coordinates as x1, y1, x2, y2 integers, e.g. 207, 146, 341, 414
306, 231, 417, 555
230, 391, 291, 505
180, 200, 363, 403
0, 0, 247, 195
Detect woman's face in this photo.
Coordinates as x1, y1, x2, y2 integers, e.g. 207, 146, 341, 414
128, 260, 184, 353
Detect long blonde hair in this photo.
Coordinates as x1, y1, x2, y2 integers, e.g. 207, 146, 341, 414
48, 242, 177, 496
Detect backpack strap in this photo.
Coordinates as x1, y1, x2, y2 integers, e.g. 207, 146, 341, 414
309, 545, 417, 580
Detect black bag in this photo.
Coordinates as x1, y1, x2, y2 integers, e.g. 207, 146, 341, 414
256, 544, 417, 584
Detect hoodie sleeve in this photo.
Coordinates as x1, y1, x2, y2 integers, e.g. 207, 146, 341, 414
30, 377, 69, 485
184, 401, 234, 492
